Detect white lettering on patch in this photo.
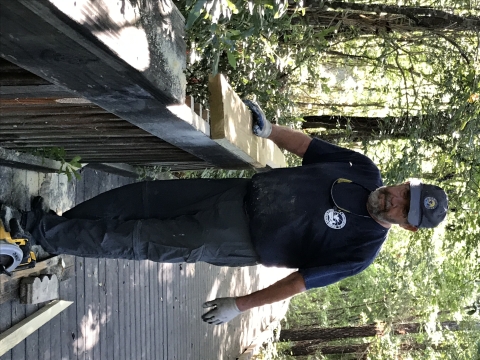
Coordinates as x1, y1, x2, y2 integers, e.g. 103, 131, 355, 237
324, 209, 346, 229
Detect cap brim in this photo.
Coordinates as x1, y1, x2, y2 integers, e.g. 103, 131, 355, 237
408, 179, 422, 227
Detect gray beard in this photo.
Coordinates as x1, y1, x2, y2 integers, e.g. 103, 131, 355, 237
367, 187, 397, 224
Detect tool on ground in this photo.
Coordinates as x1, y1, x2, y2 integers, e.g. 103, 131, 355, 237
0, 219, 36, 276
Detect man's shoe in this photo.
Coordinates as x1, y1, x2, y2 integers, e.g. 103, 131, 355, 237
9, 218, 36, 246
20, 196, 53, 234
0, 203, 24, 233
31, 196, 50, 213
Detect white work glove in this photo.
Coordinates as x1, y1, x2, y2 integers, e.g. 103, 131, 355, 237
243, 100, 272, 138
201, 297, 242, 325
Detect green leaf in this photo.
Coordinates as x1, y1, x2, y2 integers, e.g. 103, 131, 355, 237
227, 51, 237, 69
226, 0, 239, 14
240, 27, 256, 39
185, 0, 208, 30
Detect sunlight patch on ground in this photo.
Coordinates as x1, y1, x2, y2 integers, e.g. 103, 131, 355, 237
74, 305, 110, 355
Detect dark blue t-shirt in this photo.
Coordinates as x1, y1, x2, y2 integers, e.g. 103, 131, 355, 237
245, 138, 389, 289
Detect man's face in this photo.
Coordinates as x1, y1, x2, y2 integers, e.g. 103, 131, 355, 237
367, 183, 411, 226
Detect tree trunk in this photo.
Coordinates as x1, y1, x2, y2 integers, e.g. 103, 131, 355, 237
289, 342, 370, 356
302, 115, 383, 131
288, 340, 447, 356
280, 321, 460, 341
290, 1, 480, 32
280, 323, 380, 342
302, 113, 454, 141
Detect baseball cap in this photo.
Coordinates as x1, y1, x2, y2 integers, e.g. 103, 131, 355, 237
408, 179, 448, 228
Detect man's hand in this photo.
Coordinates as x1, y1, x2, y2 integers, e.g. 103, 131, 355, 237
243, 100, 272, 138
201, 297, 242, 325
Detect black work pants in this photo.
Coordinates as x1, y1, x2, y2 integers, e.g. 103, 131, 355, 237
32, 179, 259, 266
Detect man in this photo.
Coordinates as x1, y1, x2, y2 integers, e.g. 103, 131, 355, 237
0, 102, 448, 325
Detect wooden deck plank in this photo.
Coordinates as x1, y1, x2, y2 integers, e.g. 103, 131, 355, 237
185, 263, 195, 359
74, 171, 86, 360
87, 169, 101, 360
25, 171, 42, 360
142, 261, 150, 360
145, 261, 155, 359
161, 264, 168, 360
0, 166, 16, 360
134, 261, 141, 360
95, 173, 109, 360
59, 276, 75, 360
148, 261, 157, 360
177, 264, 183, 359
48, 175, 61, 360
140, 260, 147, 360
158, 262, 165, 360
152, 263, 158, 358
98, 165, 113, 359
112, 259, 121, 360
164, 264, 172, 360
168, 265, 176, 360
158, 263, 165, 360
49, 292, 61, 360
59, 174, 76, 360
127, 260, 137, 359
179, 264, 187, 359
98, 258, 107, 359
74, 258, 84, 360
23, 301, 39, 360
37, 300, 51, 360
9, 170, 27, 360
117, 258, 127, 360
0, 303, 13, 360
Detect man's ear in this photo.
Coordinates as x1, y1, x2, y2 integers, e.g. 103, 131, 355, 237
400, 223, 418, 232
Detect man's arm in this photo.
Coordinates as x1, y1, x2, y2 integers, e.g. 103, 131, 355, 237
267, 125, 312, 158
236, 271, 307, 311
202, 271, 307, 324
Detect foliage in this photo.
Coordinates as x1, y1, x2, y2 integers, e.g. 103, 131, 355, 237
136, 166, 171, 181
135, 166, 255, 181
176, 0, 330, 126
172, 168, 255, 179
29, 147, 82, 181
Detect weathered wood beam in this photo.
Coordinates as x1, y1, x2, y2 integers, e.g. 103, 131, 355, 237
0, 300, 73, 356
209, 74, 286, 169
0, 0, 248, 169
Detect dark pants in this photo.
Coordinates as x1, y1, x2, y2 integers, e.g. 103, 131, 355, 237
32, 179, 259, 266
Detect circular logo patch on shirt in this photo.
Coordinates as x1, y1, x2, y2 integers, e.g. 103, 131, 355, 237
324, 209, 346, 229
424, 196, 438, 210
